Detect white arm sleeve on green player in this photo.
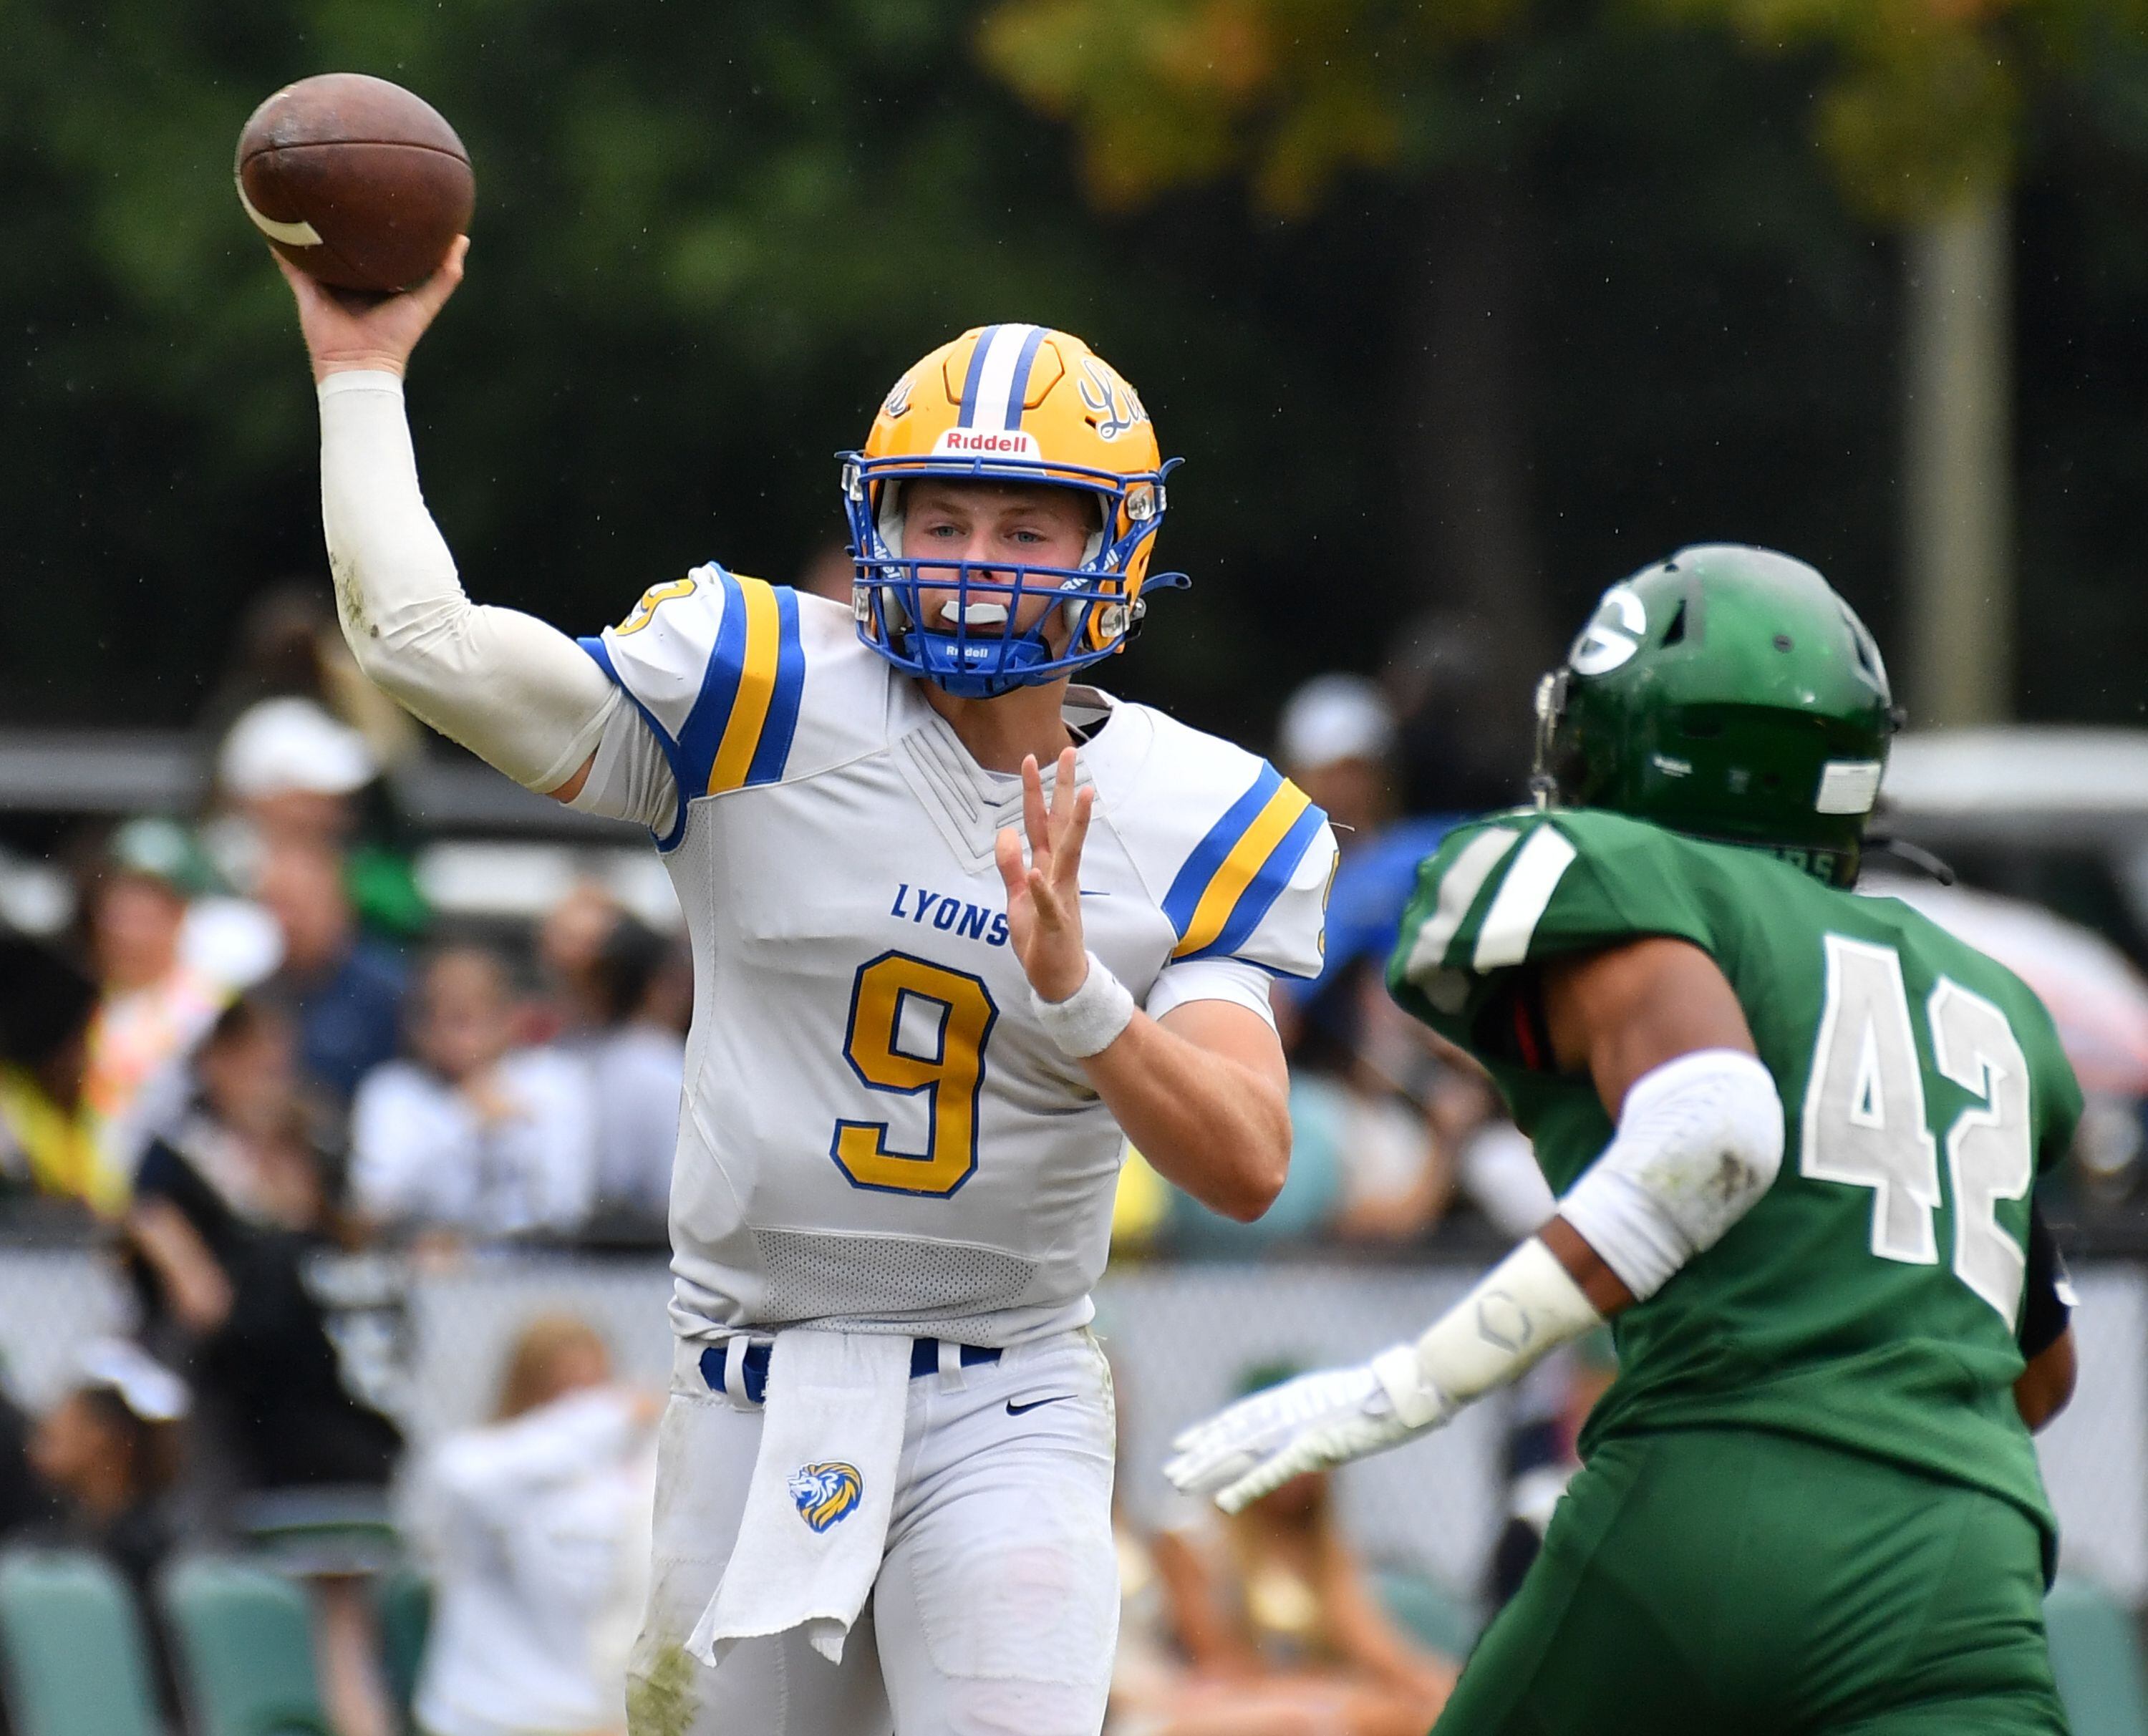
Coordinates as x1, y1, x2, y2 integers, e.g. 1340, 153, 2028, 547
1555, 1047, 1785, 1301
317, 370, 620, 793
1167, 1050, 1782, 1512
1166, 1235, 1602, 1511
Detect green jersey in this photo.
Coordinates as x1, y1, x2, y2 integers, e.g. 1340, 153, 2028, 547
1388, 807, 2083, 1548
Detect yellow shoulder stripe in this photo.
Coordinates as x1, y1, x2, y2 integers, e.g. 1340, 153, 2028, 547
1171, 780, 1313, 959
707, 577, 784, 795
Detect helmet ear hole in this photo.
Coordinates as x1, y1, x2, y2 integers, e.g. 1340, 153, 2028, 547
1661, 601, 1688, 646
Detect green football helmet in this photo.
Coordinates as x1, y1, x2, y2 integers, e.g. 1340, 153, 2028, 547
1532, 544, 1900, 887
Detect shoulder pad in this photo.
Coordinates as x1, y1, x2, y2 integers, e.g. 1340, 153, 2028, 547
1388, 809, 1712, 1019
582, 570, 879, 845
1106, 706, 1336, 977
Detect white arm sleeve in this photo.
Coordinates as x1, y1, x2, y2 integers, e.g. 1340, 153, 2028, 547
1371, 1234, 1604, 1428
1554, 1047, 1786, 1301
427, 1390, 642, 1531
347, 1067, 442, 1224
318, 370, 624, 792
566, 692, 679, 832
1143, 956, 1279, 1029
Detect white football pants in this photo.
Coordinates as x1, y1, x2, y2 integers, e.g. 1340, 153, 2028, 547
627, 1329, 1119, 1736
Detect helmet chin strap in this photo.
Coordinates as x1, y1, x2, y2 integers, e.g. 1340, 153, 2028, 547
908, 629, 1063, 699
906, 582, 1083, 697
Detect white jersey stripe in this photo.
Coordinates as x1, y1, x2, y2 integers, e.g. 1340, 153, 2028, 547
1474, 826, 1579, 971
1401, 826, 1518, 983
969, 323, 1042, 433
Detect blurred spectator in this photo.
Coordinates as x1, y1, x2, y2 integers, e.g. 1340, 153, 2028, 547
0, 1377, 46, 1537
0, 934, 113, 1216
582, 915, 687, 1222
80, 819, 238, 1181
198, 578, 422, 780
1166, 974, 1456, 1252
258, 835, 408, 1107
1275, 675, 1456, 1004
1125, 1447, 1455, 1735
219, 694, 379, 848
1384, 613, 1537, 818
125, 993, 407, 1736
536, 883, 626, 1045
1111, 1146, 1176, 1254
125, 996, 405, 1502
1295, 972, 1453, 1245
351, 947, 597, 1241
1277, 674, 1401, 851
17, 1341, 188, 1609
407, 1316, 657, 1736
1448, 1101, 1555, 1242
212, 694, 432, 943
1249, 678, 1461, 1250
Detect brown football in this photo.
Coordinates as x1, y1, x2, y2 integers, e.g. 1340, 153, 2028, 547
236, 73, 473, 294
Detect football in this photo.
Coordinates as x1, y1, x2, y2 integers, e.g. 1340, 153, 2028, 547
235, 73, 473, 294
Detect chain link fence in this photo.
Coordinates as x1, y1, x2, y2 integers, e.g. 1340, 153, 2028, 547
0, 1243, 2139, 1604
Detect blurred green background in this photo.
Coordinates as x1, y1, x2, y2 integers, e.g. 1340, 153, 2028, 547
6, 0, 2148, 760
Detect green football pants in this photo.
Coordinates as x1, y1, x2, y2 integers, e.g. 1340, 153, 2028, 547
1435, 1426, 2066, 1736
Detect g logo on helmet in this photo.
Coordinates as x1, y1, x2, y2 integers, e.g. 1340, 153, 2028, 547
1569, 584, 1648, 677
788, 1462, 864, 1533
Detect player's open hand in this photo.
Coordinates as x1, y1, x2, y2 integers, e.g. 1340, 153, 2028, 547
995, 746, 1093, 1005
277, 233, 468, 384
1164, 1357, 1431, 1513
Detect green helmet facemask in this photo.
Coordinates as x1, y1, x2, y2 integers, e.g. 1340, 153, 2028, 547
1532, 544, 1900, 887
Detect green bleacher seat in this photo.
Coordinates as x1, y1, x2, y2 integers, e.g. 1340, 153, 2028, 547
0, 1548, 161, 1736
372, 1563, 432, 1733
159, 1555, 333, 1736
1372, 1563, 1481, 1663
2046, 1574, 2148, 1736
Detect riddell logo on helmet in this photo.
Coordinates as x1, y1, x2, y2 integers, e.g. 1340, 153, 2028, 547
932, 428, 1042, 459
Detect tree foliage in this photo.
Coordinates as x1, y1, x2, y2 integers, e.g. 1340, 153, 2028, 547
982, 0, 2148, 220
1648, 0, 2148, 220
979, 0, 1524, 213
4, 0, 2148, 740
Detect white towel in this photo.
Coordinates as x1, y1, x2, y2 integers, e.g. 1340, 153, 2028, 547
687, 1328, 912, 1668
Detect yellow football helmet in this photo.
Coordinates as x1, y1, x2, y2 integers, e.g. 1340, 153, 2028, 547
841, 324, 1184, 697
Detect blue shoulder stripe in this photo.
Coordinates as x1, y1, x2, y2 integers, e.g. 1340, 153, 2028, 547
578, 635, 691, 852
674, 566, 750, 795
1161, 762, 1283, 936
1186, 799, 1328, 963
744, 584, 806, 787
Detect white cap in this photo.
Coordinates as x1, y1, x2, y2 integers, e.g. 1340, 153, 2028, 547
78, 1339, 190, 1422
218, 697, 377, 800
1277, 674, 1396, 773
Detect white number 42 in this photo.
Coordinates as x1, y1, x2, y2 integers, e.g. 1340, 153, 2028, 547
1802, 934, 2036, 1326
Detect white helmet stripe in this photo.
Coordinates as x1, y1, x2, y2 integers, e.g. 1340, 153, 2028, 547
964, 322, 1045, 433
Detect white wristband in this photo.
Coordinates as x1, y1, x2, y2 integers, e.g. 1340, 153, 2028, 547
1370, 1235, 1603, 1430
1032, 952, 1136, 1058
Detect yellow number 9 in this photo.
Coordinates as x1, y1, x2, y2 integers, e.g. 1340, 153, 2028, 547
832, 951, 998, 1197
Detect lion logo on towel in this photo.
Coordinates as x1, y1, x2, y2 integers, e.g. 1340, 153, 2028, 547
788, 1462, 863, 1532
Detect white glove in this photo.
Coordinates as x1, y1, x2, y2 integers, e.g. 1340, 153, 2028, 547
1161, 1347, 1450, 1514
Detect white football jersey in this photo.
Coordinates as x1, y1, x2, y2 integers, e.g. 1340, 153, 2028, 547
576, 567, 1336, 1346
